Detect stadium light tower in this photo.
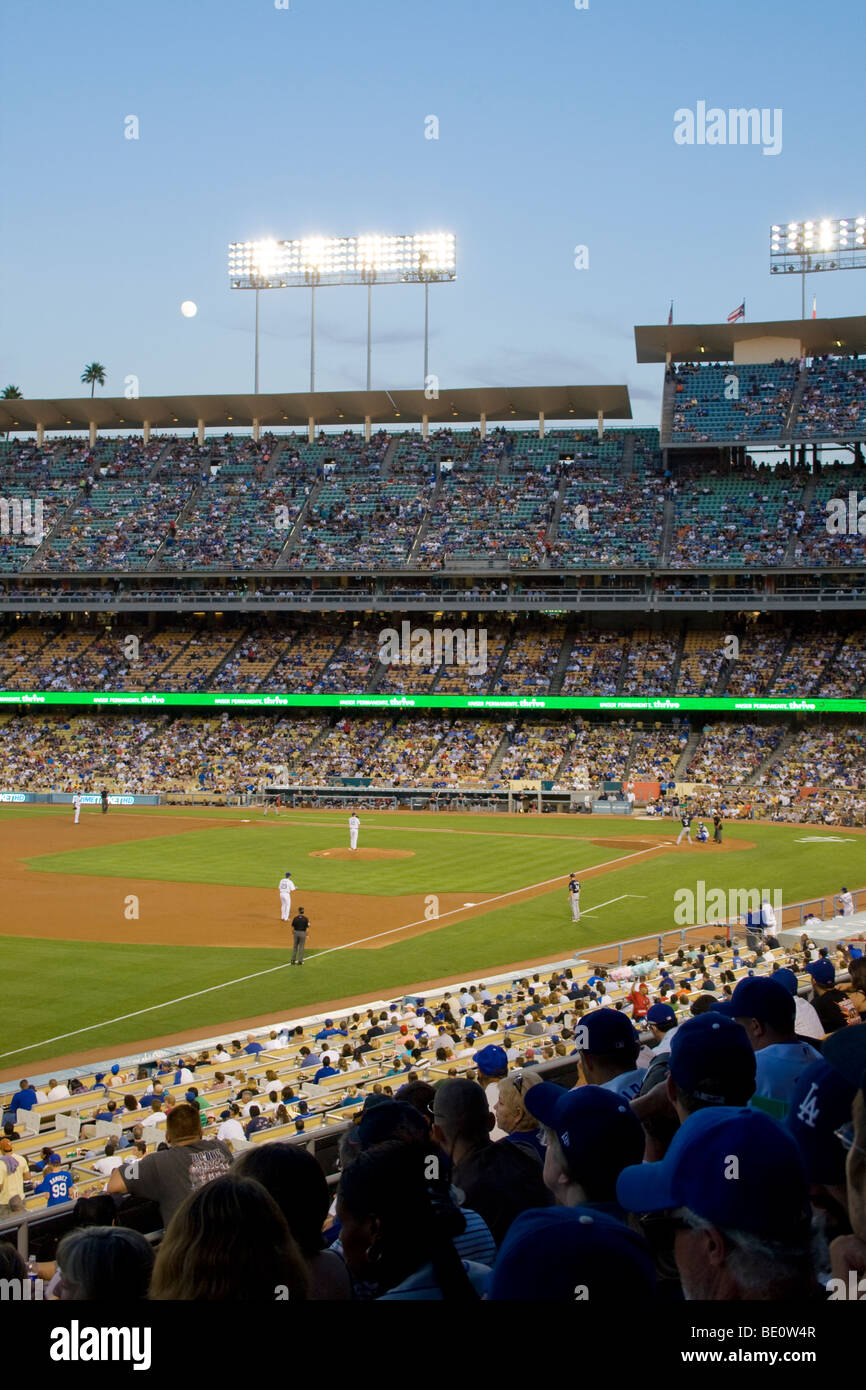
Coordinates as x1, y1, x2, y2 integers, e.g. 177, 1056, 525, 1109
228, 232, 457, 393
770, 217, 866, 318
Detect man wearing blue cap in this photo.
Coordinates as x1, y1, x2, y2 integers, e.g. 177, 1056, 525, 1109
714, 977, 820, 1119
473, 1044, 509, 1138
487, 1206, 656, 1301
525, 1082, 644, 1217
573, 1008, 646, 1101
806, 959, 852, 1034
617, 1107, 817, 1300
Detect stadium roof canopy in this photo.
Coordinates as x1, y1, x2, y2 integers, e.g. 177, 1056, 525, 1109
0, 384, 631, 435
635, 314, 866, 363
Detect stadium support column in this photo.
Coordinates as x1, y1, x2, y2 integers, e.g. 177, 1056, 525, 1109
197, 418, 205, 447
480, 412, 486, 440
36, 422, 44, 446
422, 414, 429, 441
252, 417, 260, 443
597, 410, 604, 441
308, 416, 315, 444
364, 414, 371, 443
142, 421, 150, 445
89, 420, 97, 448
538, 412, 545, 439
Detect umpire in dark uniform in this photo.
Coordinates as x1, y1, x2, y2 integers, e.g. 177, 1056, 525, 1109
713, 812, 723, 844
290, 908, 309, 966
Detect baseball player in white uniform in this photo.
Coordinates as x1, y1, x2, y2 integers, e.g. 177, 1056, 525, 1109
73, 792, 82, 825
349, 814, 360, 851
568, 874, 581, 922
278, 870, 296, 922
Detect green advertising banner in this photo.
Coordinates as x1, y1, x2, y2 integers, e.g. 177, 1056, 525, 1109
0, 691, 863, 713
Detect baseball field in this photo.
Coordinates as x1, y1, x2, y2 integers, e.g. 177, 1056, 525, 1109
1, 802, 863, 1075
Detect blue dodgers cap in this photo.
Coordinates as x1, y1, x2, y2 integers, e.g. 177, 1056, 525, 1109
647, 1003, 677, 1026
806, 959, 836, 986
616, 1106, 810, 1241
668, 1013, 756, 1106
575, 1008, 639, 1055
524, 1083, 644, 1194
772, 968, 800, 996
487, 1207, 656, 1302
110, 1064, 120, 1075
473, 1044, 508, 1075
713, 977, 795, 1032
786, 1060, 857, 1186
822, 1024, 866, 1089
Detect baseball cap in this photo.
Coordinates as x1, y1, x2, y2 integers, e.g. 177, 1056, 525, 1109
617, 1106, 809, 1241
806, 960, 836, 986
646, 1002, 677, 1027
574, 1008, 639, 1055
356, 1100, 428, 1149
360, 1092, 392, 1114
110, 1064, 120, 1075
668, 1013, 756, 1106
525, 1083, 645, 1193
822, 1024, 866, 1089
772, 968, 800, 996
786, 1060, 857, 1186
473, 1044, 508, 1075
48, 1152, 63, 1166
487, 1207, 656, 1301
713, 977, 795, 1032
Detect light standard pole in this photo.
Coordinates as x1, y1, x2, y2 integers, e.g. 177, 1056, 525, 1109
254, 286, 261, 393
363, 266, 377, 391
306, 268, 321, 392
420, 261, 435, 386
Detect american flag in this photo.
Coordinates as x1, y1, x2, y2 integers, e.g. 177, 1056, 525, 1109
727, 301, 745, 323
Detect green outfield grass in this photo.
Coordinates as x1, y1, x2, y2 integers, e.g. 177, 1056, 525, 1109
2, 807, 863, 1069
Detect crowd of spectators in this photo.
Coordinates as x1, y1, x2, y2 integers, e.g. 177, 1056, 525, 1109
3, 930, 864, 1302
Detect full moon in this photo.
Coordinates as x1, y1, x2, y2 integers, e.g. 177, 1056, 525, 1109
180, 300, 198, 318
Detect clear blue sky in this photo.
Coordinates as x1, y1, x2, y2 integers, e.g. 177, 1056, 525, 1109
1, 0, 864, 426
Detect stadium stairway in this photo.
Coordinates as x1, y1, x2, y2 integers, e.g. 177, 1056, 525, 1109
784, 363, 810, 437
763, 628, 795, 693
620, 433, 636, 477
484, 726, 514, 780
405, 471, 444, 564
673, 727, 702, 779
274, 476, 324, 569
378, 435, 402, 479
659, 374, 676, 447
257, 437, 287, 480
782, 478, 816, 564
144, 439, 176, 482
658, 494, 675, 564
548, 623, 576, 695
744, 725, 797, 787
546, 485, 567, 545
666, 624, 687, 691
146, 487, 199, 568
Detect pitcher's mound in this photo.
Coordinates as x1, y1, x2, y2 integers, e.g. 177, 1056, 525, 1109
309, 848, 415, 861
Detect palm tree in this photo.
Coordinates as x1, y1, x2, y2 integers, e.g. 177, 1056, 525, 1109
1, 385, 23, 398
81, 363, 106, 397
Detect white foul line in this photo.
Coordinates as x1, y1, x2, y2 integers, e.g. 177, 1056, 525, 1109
580, 894, 648, 916
1, 843, 666, 1060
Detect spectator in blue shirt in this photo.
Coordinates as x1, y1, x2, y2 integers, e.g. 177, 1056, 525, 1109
244, 1035, 264, 1056
9, 1081, 37, 1115
315, 1020, 347, 1041
36, 1156, 75, 1207
314, 1059, 340, 1085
